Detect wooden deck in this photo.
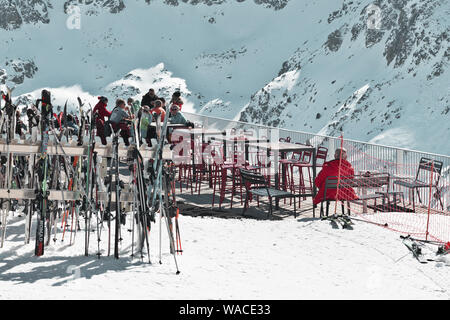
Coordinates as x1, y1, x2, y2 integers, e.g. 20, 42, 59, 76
174, 179, 316, 221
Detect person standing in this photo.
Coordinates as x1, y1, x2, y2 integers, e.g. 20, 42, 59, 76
127, 98, 141, 117
139, 105, 152, 146
93, 96, 111, 145
66, 114, 79, 136
150, 100, 166, 122
141, 88, 159, 108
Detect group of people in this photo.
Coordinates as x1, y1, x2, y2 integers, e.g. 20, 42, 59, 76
94, 89, 191, 146
13, 105, 80, 139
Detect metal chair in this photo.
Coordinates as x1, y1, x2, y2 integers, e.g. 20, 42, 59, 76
393, 157, 443, 211
240, 169, 300, 217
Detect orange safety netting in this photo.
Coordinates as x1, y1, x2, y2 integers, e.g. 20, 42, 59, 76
323, 136, 450, 243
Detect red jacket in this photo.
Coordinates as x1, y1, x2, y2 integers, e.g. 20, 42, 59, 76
93, 101, 111, 121
313, 159, 358, 205
150, 106, 166, 122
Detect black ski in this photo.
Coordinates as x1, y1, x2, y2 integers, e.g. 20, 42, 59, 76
401, 235, 427, 264
35, 90, 52, 256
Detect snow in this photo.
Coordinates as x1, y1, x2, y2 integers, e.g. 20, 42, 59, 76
0, 212, 449, 299
9, 64, 196, 114
369, 127, 416, 150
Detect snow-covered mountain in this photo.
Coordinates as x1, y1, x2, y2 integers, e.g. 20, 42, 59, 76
238, 0, 450, 153
0, 0, 449, 154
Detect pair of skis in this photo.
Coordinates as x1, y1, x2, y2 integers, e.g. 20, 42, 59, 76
322, 214, 354, 229
148, 113, 180, 273
127, 116, 152, 262
0, 86, 15, 248
401, 235, 450, 264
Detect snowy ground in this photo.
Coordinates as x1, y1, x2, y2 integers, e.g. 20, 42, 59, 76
0, 212, 449, 300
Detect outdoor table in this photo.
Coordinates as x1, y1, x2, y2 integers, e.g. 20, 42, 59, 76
247, 141, 317, 215
150, 123, 189, 129
211, 135, 268, 162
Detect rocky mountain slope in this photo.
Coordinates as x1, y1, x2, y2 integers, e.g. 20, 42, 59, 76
238, 0, 450, 153
0, 0, 448, 154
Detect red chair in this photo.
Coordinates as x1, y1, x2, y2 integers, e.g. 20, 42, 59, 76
214, 150, 260, 209
292, 146, 328, 195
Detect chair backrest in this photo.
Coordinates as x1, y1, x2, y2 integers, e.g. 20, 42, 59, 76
292, 151, 303, 161
317, 146, 328, 164
256, 151, 271, 167
239, 169, 268, 188
324, 173, 390, 198
302, 150, 312, 163
417, 157, 443, 175
415, 157, 443, 185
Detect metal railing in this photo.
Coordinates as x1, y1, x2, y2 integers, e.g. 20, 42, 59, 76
184, 112, 450, 214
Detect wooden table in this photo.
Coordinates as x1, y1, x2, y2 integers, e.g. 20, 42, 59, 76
248, 142, 317, 215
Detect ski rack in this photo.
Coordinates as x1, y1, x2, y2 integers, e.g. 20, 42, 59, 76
0, 188, 135, 202
0, 137, 172, 203
0, 139, 172, 159
0, 91, 181, 269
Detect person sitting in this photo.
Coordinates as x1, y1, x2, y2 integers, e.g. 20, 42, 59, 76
141, 88, 159, 108
109, 99, 134, 146
169, 104, 188, 125
313, 148, 358, 206
169, 91, 183, 110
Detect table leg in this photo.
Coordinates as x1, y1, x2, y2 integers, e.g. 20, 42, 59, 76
245, 141, 249, 164
312, 148, 317, 217
274, 150, 280, 209
222, 132, 227, 162
362, 188, 368, 213
191, 133, 196, 181
281, 152, 287, 191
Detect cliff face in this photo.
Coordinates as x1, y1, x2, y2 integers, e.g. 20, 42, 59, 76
0, 0, 52, 30
1, 0, 448, 153
238, 0, 449, 153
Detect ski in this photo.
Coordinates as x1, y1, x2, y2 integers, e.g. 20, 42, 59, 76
34, 89, 52, 257
77, 97, 84, 146
0, 87, 14, 248
84, 106, 95, 256
113, 129, 121, 259
322, 214, 353, 229
400, 235, 427, 264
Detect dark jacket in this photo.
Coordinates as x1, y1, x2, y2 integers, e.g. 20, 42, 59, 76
141, 93, 159, 107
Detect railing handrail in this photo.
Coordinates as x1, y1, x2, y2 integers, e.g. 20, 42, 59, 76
184, 111, 450, 160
